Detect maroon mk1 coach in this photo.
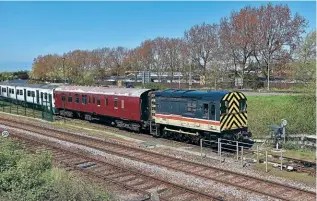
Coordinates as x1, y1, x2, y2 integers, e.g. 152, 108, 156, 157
54, 85, 152, 131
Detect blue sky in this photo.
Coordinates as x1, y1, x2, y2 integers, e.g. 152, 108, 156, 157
0, 1, 316, 72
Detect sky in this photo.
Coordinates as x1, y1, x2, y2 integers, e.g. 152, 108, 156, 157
0, 1, 316, 72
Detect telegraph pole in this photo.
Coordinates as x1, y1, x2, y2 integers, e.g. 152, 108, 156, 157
62, 57, 66, 84
267, 61, 270, 91
189, 64, 192, 90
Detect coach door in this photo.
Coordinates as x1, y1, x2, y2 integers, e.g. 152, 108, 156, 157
24, 89, 27, 102
36, 90, 39, 104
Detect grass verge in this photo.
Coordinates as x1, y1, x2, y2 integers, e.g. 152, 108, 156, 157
253, 163, 316, 186
247, 94, 316, 138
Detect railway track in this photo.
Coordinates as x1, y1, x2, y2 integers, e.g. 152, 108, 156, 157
9, 133, 222, 201
1, 117, 316, 201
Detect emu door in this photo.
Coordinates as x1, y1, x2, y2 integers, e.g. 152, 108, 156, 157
36, 90, 39, 104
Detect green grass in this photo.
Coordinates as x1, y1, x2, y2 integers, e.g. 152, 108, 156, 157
253, 163, 316, 186
270, 149, 316, 161
247, 94, 316, 138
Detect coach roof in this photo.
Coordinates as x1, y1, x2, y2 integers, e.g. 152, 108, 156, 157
154, 89, 230, 102
55, 85, 152, 97
0, 82, 60, 89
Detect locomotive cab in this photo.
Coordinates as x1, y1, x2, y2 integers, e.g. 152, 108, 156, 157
152, 89, 252, 144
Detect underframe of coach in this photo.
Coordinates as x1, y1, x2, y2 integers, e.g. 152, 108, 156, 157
57, 107, 143, 132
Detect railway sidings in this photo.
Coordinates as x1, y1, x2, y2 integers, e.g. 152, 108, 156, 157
9, 132, 223, 201
0, 116, 315, 201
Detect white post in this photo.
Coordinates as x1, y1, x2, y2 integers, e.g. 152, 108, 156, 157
280, 150, 283, 171
265, 151, 268, 173
219, 140, 222, 162
283, 126, 286, 144
217, 138, 220, 156
256, 145, 259, 163
200, 139, 203, 158
241, 146, 244, 163
236, 141, 239, 160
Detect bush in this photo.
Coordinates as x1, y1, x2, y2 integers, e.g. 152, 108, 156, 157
0, 138, 113, 201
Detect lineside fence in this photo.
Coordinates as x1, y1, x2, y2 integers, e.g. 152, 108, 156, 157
0, 95, 54, 121
253, 135, 316, 150
199, 138, 315, 174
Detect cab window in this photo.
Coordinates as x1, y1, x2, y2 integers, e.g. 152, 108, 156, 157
220, 101, 227, 114
240, 99, 246, 112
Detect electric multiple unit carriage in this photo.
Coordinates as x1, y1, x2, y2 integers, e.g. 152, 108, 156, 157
0, 82, 252, 145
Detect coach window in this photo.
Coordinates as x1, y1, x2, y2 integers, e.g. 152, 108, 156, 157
88, 96, 90, 104
75, 94, 79, 103
105, 98, 108, 106
114, 97, 118, 109
97, 97, 100, 106
68, 96, 72, 103
82, 95, 87, 105
121, 100, 124, 109
62, 95, 66, 102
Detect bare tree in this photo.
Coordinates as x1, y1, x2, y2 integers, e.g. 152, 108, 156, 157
184, 23, 219, 76
109, 47, 128, 76
219, 6, 259, 81
255, 3, 307, 78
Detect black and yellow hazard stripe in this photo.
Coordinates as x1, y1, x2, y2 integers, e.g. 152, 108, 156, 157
220, 91, 247, 131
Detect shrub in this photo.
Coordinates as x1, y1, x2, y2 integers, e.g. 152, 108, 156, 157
0, 138, 113, 201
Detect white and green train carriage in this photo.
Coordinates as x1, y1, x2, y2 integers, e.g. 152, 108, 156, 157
0, 82, 61, 113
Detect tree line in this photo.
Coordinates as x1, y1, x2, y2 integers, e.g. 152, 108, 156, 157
31, 3, 316, 86
0, 70, 29, 82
